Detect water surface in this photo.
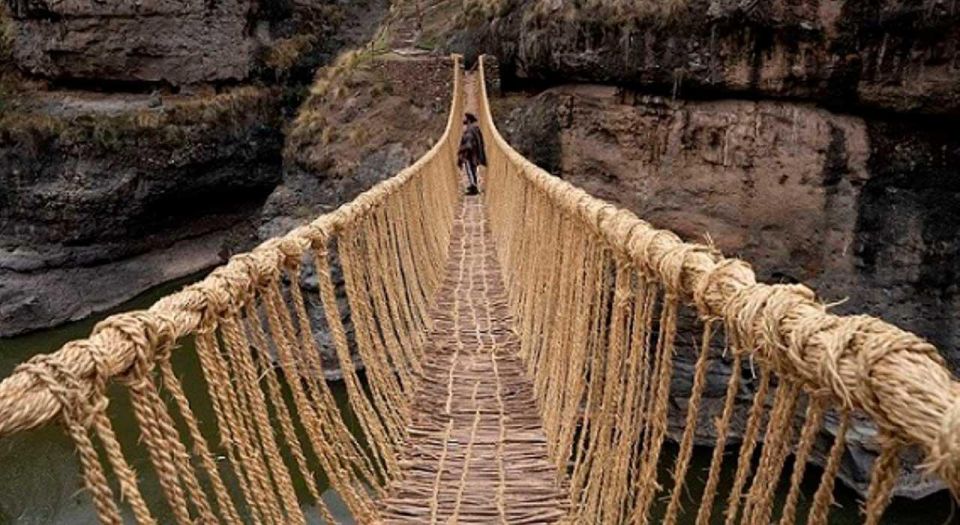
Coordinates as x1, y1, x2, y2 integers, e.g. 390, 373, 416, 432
0, 276, 354, 524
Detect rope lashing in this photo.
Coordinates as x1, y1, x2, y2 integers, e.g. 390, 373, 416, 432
0, 54, 956, 525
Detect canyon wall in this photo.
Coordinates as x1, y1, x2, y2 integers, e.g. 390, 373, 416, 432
6, 0, 258, 86
260, 53, 455, 374
0, 0, 390, 336
0, 88, 283, 335
498, 85, 959, 368
494, 86, 955, 497
466, 0, 960, 116
457, 0, 960, 368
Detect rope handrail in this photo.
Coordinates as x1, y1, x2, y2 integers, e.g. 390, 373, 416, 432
0, 55, 465, 439
476, 54, 960, 506
0, 51, 957, 524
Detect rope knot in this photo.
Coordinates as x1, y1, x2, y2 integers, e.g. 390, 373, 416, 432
15, 355, 98, 428
277, 237, 306, 269
787, 311, 839, 391
926, 395, 960, 497
759, 284, 816, 369
188, 280, 234, 333
606, 209, 642, 259
592, 203, 617, 238
629, 228, 677, 279
812, 315, 870, 409
692, 258, 753, 319
656, 243, 710, 299
722, 284, 777, 357
227, 253, 263, 297
93, 312, 173, 388
304, 222, 331, 249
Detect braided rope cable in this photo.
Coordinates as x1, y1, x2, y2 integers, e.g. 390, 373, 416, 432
475, 54, 960, 503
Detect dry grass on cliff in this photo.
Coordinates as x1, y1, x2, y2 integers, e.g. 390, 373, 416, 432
0, 87, 280, 151
264, 35, 318, 74
287, 47, 383, 152
285, 48, 451, 179
0, 3, 20, 113
465, 0, 689, 22
0, 5, 10, 61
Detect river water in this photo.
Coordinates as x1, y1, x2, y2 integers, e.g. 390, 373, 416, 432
0, 275, 355, 524
0, 277, 953, 524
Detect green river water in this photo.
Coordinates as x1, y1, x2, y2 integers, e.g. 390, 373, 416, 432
0, 277, 953, 524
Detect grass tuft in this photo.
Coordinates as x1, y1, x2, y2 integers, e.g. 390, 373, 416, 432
264, 35, 318, 74
0, 87, 280, 151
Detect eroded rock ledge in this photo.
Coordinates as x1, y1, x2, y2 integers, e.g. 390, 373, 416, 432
0, 87, 284, 336
0, 0, 390, 336
6, 0, 259, 86
461, 0, 960, 116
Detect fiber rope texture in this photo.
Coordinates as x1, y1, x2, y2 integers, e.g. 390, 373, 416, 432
0, 54, 956, 525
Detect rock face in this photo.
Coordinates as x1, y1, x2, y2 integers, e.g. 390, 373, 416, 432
5, 0, 259, 86
463, 0, 960, 116
495, 83, 959, 497
0, 87, 284, 336
499, 83, 960, 364
456, 0, 960, 501
0, 0, 391, 336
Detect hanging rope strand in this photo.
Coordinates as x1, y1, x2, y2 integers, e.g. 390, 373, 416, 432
0, 55, 958, 525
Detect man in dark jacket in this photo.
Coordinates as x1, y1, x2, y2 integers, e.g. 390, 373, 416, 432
457, 113, 486, 195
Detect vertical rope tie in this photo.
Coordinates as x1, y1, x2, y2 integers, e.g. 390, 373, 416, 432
100, 315, 199, 525
15, 355, 123, 525
724, 365, 772, 525
6, 55, 960, 525
807, 409, 851, 525
84, 338, 158, 525
663, 320, 715, 525
779, 395, 826, 525
632, 242, 699, 525
862, 437, 901, 525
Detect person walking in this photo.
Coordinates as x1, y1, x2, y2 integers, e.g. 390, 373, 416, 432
457, 112, 486, 195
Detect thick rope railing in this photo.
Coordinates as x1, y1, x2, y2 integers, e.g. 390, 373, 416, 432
2, 52, 959, 525
476, 55, 960, 524
0, 56, 464, 524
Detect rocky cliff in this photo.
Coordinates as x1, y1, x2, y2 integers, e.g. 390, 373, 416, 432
0, 0, 390, 336
493, 84, 959, 498
462, 0, 960, 116
0, 87, 284, 335
260, 46, 454, 375
452, 0, 960, 370
497, 85, 959, 368
6, 0, 258, 86
263, 54, 454, 238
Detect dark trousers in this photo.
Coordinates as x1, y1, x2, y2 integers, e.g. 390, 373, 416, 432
464, 162, 478, 188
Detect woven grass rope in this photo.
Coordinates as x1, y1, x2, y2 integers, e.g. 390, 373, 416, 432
0, 52, 957, 525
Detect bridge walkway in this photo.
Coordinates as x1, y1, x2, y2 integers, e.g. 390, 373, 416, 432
378, 196, 570, 523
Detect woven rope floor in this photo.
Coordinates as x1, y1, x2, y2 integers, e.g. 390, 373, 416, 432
379, 196, 570, 523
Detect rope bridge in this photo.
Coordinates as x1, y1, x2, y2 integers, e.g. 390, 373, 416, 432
0, 55, 958, 524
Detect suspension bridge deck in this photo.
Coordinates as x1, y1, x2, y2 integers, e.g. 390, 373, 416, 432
0, 57, 956, 525
379, 196, 570, 523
